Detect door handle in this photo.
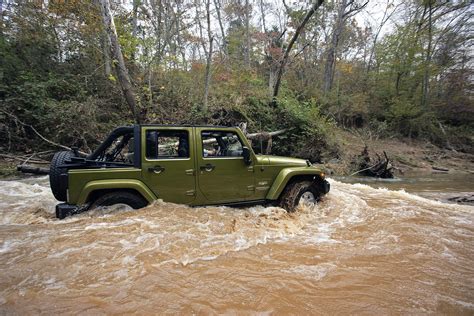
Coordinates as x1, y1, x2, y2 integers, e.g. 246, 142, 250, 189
148, 165, 165, 174
200, 163, 215, 172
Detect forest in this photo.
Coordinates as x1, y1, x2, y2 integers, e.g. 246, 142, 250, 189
0, 0, 472, 165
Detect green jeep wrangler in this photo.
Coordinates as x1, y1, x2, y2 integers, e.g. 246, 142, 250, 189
50, 125, 330, 219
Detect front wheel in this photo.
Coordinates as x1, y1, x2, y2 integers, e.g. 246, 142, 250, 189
89, 191, 148, 212
278, 181, 321, 212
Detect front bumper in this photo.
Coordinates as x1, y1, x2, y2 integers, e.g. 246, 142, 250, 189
321, 180, 330, 194
56, 203, 89, 219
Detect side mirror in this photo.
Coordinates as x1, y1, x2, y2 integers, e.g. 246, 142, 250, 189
242, 146, 252, 165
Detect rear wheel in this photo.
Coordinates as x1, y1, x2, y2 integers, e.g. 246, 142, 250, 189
89, 191, 148, 211
278, 180, 321, 212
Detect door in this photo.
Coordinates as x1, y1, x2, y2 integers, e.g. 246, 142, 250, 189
196, 128, 255, 203
141, 127, 196, 204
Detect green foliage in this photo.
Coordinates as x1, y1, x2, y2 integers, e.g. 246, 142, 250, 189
0, 0, 472, 158
272, 97, 340, 161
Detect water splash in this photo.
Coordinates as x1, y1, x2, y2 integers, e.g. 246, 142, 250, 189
0, 176, 472, 314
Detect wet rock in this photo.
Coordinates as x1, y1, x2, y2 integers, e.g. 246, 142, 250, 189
447, 194, 474, 205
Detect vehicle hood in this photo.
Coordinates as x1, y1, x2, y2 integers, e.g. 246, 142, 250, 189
256, 155, 308, 167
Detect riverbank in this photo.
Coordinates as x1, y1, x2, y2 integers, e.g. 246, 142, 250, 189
321, 131, 474, 177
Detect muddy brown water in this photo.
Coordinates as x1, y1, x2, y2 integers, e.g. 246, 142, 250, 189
0, 175, 473, 314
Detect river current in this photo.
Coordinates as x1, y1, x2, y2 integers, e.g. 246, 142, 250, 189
0, 176, 473, 314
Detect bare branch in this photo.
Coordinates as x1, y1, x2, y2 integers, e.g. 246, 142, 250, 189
0, 109, 88, 156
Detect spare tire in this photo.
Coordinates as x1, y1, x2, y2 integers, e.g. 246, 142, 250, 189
49, 150, 75, 201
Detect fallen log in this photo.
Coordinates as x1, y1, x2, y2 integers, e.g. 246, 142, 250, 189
0, 153, 50, 164
17, 165, 50, 175
246, 129, 287, 139
432, 166, 449, 172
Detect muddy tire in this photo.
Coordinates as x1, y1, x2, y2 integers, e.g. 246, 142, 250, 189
278, 180, 321, 212
49, 150, 75, 201
89, 191, 148, 211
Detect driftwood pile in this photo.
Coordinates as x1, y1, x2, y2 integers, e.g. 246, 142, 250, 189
351, 146, 394, 178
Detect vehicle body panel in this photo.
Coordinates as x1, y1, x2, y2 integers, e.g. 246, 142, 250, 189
194, 127, 256, 204
252, 155, 313, 199
265, 167, 325, 200
68, 168, 154, 204
140, 126, 196, 204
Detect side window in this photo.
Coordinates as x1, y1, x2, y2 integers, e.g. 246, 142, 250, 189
201, 131, 243, 158
146, 130, 189, 159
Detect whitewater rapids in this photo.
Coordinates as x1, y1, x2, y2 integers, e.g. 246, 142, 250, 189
0, 176, 472, 314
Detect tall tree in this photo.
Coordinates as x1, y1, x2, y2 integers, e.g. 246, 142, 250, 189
98, 0, 142, 123
214, 0, 227, 58
323, 0, 368, 93
203, 0, 213, 112
421, 0, 433, 108
272, 0, 325, 105
244, 0, 251, 68
366, 0, 399, 74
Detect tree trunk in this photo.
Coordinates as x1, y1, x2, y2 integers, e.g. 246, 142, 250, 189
271, 0, 325, 105
244, 0, 251, 68
259, 0, 267, 33
268, 63, 278, 96
203, 0, 213, 113
98, 0, 142, 124
213, 0, 227, 58
323, 0, 368, 92
151, 0, 164, 70
204, 38, 213, 112
102, 32, 112, 77
323, 0, 346, 93
0, 0, 3, 35
175, 1, 187, 68
131, 0, 139, 60
422, 0, 433, 108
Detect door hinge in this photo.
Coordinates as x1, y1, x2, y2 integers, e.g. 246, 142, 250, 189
185, 190, 196, 196
247, 185, 255, 191
185, 169, 195, 176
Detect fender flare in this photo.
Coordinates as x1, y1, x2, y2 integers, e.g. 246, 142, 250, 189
265, 167, 326, 200
76, 179, 157, 205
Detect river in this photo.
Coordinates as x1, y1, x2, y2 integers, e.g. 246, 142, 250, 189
0, 175, 473, 314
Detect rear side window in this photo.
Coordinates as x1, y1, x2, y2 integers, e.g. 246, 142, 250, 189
201, 130, 243, 157
146, 130, 189, 159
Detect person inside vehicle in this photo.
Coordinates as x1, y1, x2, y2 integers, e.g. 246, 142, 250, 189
177, 134, 189, 157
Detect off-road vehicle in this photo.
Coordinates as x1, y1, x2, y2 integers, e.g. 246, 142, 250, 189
50, 125, 330, 219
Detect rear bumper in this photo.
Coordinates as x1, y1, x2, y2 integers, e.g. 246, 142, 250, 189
56, 203, 89, 219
